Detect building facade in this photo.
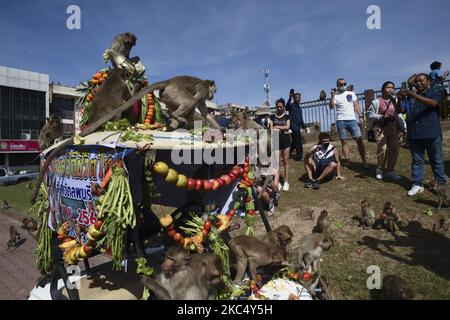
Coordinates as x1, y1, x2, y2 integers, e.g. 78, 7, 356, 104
0, 66, 80, 166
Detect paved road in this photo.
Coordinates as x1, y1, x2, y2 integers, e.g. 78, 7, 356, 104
0, 210, 112, 300
0, 212, 40, 300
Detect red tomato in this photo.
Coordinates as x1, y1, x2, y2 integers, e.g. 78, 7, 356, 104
195, 179, 203, 191
94, 220, 103, 230
187, 178, 196, 190
303, 272, 312, 281
167, 229, 176, 238
202, 229, 209, 237
204, 221, 212, 231
174, 233, 183, 243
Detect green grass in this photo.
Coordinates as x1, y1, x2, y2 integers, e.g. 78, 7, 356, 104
0, 180, 35, 215
273, 130, 450, 299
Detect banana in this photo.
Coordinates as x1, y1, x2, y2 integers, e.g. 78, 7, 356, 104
76, 246, 88, 260
64, 246, 80, 264
88, 224, 105, 240
59, 239, 77, 249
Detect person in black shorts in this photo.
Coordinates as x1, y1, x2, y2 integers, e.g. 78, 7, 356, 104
270, 98, 291, 192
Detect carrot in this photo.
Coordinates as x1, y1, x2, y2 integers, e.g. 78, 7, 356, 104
144, 93, 155, 125
92, 79, 99, 84
100, 167, 113, 189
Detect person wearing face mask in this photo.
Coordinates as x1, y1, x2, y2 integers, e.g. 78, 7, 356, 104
329, 78, 368, 170
304, 132, 345, 189
397, 73, 447, 196
366, 81, 403, 181
270, 98, 291, 192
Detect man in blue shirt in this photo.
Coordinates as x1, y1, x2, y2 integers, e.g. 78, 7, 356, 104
398, 73, 447, 196
216, 111, 230, 128
286, 92, 307, 160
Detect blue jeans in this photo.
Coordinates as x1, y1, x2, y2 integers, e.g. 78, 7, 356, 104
336, 120, 361, 140
409, 136, 447, 186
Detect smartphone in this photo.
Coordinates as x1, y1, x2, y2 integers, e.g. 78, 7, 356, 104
401, 82, 407, 91
290, 89, 295, 95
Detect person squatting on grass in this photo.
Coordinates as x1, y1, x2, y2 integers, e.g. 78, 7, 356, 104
270, 98, 291, 192
366, 81, 403, 182
329, 78, 368, 170
303, 132, 346, 190
397, 73, 448, 196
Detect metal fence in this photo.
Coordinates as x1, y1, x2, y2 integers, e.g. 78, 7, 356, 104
299, 80, 450, 131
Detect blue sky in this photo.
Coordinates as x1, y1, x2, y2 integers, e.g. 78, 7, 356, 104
1, 0, 449, 106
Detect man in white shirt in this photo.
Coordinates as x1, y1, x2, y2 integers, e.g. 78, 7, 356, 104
329, 78, 368, 169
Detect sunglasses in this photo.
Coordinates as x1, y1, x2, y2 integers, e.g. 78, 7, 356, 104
337, 83, 347, 87
277, 106, 284, 109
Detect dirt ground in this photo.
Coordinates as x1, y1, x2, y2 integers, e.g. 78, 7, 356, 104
246, 129, 450, 300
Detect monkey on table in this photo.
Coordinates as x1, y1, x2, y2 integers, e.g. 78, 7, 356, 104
228, 225, 293, 284
142, 246, 224, 300
32, 73, 222, 203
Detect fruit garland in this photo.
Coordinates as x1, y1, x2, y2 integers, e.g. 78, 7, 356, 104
152, 156, 254, 193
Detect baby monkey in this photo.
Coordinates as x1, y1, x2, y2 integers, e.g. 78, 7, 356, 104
359, 199, 376, 229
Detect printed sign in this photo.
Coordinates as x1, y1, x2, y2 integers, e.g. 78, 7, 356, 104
47, 149, 118, 244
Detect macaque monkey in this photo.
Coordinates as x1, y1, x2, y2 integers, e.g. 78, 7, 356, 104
429, 180, 450, 209
319, 90, 326, 101
87, 68, 132, 126
381, 275, 416, 300
189, 252, 225, 300
2, 200, 11, 210
39, 114, 62, 151
107, 32, 138, 76
142, 246, 198, 300
7, 225, 21, 249
313, 210, 329, 233
21, 217, 38, 232
433, 213, 449, 232
297, 233, 333, 273
32, 75, 219, 203
261, 225, 293, 247
142, 247, 224, 300
359, 199, 376, 229
381, 202, 407, 233
229, 232, 290, 284
156, 76, 221, 130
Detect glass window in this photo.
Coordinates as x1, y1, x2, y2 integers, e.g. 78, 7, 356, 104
13, 129, 21, 139
1, 129, 10, 139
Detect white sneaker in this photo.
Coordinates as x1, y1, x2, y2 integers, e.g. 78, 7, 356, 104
407, 185, 424, 196
376, 168, 383, 180
282, 181, 290, 191
384, 171, 401, 182
278, 183, 282, 191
